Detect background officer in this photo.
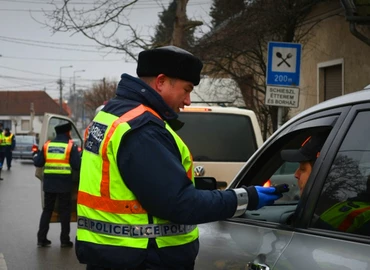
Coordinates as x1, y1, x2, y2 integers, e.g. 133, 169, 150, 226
0, 123, 6, 180
33, 123, 81, 247
3, 127, 15, 170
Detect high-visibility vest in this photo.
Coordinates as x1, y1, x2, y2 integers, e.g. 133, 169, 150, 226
77, 104, 198, 250
320, 200, 370, 233
43, 140, 73, 175
4, 133, 13, 146
0, 133, 5, 146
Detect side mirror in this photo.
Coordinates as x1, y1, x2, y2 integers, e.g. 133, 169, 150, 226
195, 177, 217, 190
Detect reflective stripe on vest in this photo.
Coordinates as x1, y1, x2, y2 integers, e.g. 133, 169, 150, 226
43, 140, 73, 175
77, 104, 198, 249
78, 216, 196, 238
4, 134, 13, 145
320, 201, 370, 233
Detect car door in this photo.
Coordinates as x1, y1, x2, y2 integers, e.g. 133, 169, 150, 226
274, 103, 370, 270
195, 106, 350, 269
37, 113, 83, 223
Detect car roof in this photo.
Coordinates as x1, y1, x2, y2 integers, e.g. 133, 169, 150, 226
285, 89, 370, 127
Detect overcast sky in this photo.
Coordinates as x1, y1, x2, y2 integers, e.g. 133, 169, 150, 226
0, 0, 212, 99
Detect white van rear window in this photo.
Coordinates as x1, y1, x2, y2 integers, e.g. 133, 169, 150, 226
177, 112, 258, 162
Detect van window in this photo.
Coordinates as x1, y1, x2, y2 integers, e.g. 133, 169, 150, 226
177, 112, 257, 162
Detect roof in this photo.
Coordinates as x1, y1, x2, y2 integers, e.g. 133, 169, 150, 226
282, 88, 370, 130
0, 91, 69, 116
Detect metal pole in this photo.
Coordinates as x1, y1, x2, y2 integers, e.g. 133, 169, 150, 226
59, 65, 73, 113
277, 107, 283, 129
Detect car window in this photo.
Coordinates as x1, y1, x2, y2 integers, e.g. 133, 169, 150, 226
15, 136, 35, 144
311, 111, 370, 237
176, 112, 257, 162
232, 113, 342, 225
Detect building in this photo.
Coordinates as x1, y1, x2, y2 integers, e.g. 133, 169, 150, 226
293, 0, 370, 115
0, 91, 69, 135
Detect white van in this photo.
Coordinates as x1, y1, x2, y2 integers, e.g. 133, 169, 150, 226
177, 106, 263, 188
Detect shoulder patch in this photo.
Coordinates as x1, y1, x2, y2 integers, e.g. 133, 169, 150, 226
85, 121, 108, 154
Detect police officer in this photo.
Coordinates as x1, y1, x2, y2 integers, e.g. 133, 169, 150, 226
76, 46, 281, 270
33, 123, 81, 247
3, 128, 15, 170
0, 123, 6, 180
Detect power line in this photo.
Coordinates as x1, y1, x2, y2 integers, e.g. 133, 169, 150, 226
0, 65, 59, 77
0, 35, 99, 47
1, 55, 128, 62
0, 37, 125, 54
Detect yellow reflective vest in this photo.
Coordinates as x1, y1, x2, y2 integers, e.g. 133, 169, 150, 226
43, 140, 73, 175
0, 132, 5, 147
4, 133, 13, 146
77, 104, 198, 250
320, 200, 370, 233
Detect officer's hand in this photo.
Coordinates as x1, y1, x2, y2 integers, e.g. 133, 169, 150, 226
243, 185, 283, 210
255, 186, 283, 209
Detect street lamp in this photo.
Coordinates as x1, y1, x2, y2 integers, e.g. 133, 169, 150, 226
73, 69, 85, 96
59, 65, 73, 113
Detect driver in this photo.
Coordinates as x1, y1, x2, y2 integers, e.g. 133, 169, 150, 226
280, 134, 326, 196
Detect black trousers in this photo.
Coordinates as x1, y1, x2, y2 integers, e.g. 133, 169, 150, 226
37, 192, 72, 243
4, 150, 12, 168
0, 152, 5, 169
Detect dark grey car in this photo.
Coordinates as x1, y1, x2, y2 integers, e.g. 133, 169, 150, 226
195, 89, 370, 269
12, 135, 38, 160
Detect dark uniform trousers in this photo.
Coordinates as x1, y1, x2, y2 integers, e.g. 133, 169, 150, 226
37, 192, 72, 242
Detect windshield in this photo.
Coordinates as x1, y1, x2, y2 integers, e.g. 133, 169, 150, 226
15, 136, 35, 144
176, 112, 257, 162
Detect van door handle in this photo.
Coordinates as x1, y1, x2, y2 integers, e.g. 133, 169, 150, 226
247, 262, 270, 270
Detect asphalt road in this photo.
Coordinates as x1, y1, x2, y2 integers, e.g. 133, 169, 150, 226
0, 159, 85, 270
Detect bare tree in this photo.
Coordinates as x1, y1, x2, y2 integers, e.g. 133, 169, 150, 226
39, 0, 150, 62
195, 0, 334, 139
83, 78, 117, 119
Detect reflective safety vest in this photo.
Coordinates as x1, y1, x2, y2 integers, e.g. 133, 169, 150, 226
77, 104, 198, 250
4, 133, 13, 146
43, 140, 73, 175
320, 200, 370, 233
0, 133, 5, 147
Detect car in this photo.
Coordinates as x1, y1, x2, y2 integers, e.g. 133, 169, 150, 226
12, 135, 38, 160
195, 89, 370, 269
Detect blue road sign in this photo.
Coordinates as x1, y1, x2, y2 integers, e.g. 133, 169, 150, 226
266, 42, 302, 87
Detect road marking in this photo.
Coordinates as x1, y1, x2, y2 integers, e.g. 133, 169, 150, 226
0, 253, 7, 270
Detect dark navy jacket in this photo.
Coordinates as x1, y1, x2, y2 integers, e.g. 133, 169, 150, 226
33, 134, 81, 193
76, 74, 237, 269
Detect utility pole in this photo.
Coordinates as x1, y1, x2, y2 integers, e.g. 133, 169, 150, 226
59, 65, 73, 114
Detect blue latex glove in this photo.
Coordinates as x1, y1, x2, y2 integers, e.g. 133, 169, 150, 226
243, 185, 283, 210
255, 186, 282, 209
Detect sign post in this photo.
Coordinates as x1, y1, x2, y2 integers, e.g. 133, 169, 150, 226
265, 41, 302, 128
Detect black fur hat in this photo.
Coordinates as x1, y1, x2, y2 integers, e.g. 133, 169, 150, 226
136, 46, 203, 86
55, 123, 72, 134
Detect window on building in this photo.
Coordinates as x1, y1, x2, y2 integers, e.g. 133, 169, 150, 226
21, 120, 30, 131
324, 64, 343, 100
318, 59, 343, 102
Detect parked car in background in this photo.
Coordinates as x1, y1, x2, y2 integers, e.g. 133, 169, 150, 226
12, 135, 38, 160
